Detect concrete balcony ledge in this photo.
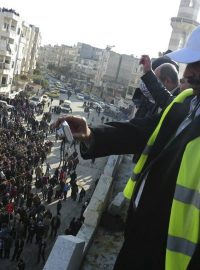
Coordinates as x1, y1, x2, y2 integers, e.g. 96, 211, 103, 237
43, 235, 85, 270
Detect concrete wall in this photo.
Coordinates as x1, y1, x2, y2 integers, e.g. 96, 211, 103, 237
43, 235, 85, 270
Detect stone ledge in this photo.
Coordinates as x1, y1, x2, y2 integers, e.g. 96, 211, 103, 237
43, 235, 85, 270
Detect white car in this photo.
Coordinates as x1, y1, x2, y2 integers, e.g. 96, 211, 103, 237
42, 94, 50, 103
76, 93, 84, 100
92, 102, 103, 110
99, 101, 105, 108
29, 96, 43, 106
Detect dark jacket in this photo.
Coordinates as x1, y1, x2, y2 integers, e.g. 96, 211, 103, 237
141, 70, 180, 111
51, 216, 61, 229
80, 95, 200, 270
134, 71, 180, 118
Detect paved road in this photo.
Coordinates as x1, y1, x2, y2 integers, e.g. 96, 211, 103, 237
0, 94, 108, 270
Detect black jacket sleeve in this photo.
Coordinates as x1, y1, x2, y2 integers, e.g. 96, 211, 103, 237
80, 114, 160, 159
141, 70, 174, 109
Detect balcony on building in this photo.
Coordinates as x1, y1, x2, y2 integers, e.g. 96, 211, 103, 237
2, 27, 17, 40
171, 16, 199, 30
0, 61, 11, 75
0, 62, 11, 69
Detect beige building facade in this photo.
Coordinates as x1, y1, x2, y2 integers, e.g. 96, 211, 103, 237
0, 8, 21, 94
0, 8, 41, 95
168, 0, 200, 51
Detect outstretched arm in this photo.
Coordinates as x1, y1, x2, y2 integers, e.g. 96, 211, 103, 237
140, 55, 174, 108
53, 115, 159, 159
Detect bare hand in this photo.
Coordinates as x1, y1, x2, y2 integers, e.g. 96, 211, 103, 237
52, 115, 92, 142
139, 55, 152, 74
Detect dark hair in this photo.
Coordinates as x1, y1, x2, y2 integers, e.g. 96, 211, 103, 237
152, 56, 179, 72
158, 63, 179, 85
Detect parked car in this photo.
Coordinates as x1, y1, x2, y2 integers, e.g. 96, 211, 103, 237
60, 88, 68, 94
60, 103, 72, 113
92, 102, 101, 109
46, 90, 60, 98
109, 104, 120, 113
76, 93, 84, 100
29, 96, 43, 106
42, 94, 50, 103
83, 94, 90, 100
99, 101, 105, 108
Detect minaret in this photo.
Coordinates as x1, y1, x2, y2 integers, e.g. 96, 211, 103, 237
168, 0, 200, 51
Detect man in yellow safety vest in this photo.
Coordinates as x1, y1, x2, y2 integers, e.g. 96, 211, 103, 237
54, 26, 200, 270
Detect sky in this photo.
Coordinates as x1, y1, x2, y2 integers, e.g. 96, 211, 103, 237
1, 0, 199, 58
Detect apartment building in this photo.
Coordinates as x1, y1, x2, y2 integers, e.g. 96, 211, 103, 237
125, 57, 143, 100
16, 23, 41, 75
0, 7, 41, 95
95, 48, 140, 100
38, 44, 78, 68
0, 8, 21, 94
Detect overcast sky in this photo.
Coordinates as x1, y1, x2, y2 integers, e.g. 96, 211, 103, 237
1, 0, 199, 57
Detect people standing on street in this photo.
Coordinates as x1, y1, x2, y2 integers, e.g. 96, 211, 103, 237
63, 183, 70, 201
17, 258, 26, 270
71, 183, 78, 202
37, 239, 46, 265
26, 218, 36, 244
70, 170, 77, 186
11, 239, 20, 261
16, 239, 24, 262
45, 162, 51, 176
101, 115, 105, 123
50, 215, 61, 238
4, 235, 12, 259
56, 200, 62, 215
42, 184, 48, 201
78, 187, 86, 203
47, 185, 53, 204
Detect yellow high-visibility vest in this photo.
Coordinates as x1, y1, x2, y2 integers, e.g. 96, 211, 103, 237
124, 88, 200, 269
123, 88, 194, 200
165, 137, 200, 269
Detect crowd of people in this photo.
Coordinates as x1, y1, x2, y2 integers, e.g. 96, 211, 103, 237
0, 91, 91, 269
1, 22, 199, 270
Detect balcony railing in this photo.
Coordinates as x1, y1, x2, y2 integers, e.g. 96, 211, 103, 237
171, 17, 199, 27
0, 84, 8, 87
0, 62, 11, 69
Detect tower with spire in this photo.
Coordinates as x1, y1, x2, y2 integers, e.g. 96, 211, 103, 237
168, 0, 200, 51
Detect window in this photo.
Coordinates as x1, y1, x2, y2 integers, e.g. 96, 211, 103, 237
182, 0, 194, 7
1, 76, 7, 85
189, 0, 194, 7
3, 22, 9, 31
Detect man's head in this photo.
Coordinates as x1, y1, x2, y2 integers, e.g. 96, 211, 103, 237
166, 25, 200, 94
154, 63, 179, 92
182, 61, 200, 94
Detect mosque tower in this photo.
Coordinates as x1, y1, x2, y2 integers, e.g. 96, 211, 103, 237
168, 0, 200, 51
